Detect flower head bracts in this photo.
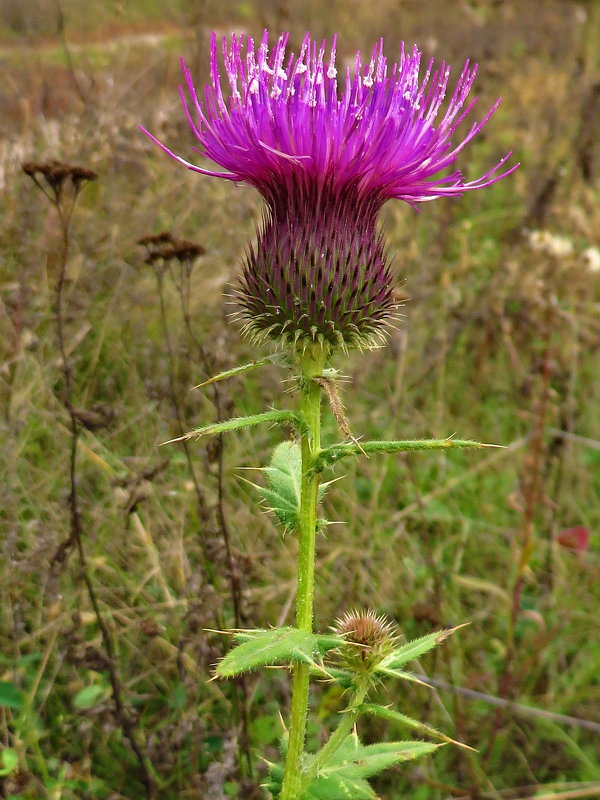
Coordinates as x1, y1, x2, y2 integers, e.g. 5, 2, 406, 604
236, 175, 397, 350
141, 31, 517, 205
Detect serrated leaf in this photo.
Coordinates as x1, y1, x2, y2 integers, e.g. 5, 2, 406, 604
258, 441, 302, 530
374, 667, 434, 687
0, 681, 24, 711
167, 410, 307, 444
314, 634, 344, 655
251, 441, 331, 532
301, 774, 375, 800
215, 628, 343, 678
378, 625, 464, 671
313, 439, 494, 473
323, 736, 440, 779
73, 684, 107, 709
192, 355, 284, 390
360, 704, 475, 750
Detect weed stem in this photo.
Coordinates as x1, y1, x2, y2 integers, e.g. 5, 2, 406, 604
279, 348, 325, 800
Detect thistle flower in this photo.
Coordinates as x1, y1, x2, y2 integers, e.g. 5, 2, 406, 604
141, 32, 517, 351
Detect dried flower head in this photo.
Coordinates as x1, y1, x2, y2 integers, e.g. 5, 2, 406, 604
22, 160, 98, 203
142, 32, 517, 351
138, 231, 206, 266
333, 608, 398, 673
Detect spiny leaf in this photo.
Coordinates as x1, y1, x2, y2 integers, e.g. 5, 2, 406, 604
312, 666, 355, 688
249, 441, 331, 532
359, 704, 476, 750
313, 438, 498, 473
321, 736, 441, 779
247, 483, 298, 530
377, 625, 466, 671
235, 629, 341, 654
314, 634, 344, 655
301, 774, 375, 800
215, 627, 343, 679
165, 410, 308, 444
374, 667, 434, 687
191, 355, 286, 390
260, 441, 302, 529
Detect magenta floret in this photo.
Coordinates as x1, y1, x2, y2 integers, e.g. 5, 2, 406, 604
142, 31, 516, 205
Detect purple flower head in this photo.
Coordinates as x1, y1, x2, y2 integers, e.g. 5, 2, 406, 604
141, 31, 517, 350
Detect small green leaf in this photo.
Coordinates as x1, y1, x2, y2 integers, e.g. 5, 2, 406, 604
173, 410, 308, 443
73, 684, 106, 709
191, 355, 285, 390
314, 439, 496, 472
377, 625, 465, 671
0, 748, 19, 776
215, 628, 343, 679
0, 681, 25, 711
360, 704, 475, 750
247, 441, 331, 532
254, 441, 302, 530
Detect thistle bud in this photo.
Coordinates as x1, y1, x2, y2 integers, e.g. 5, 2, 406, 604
332, 608, 398, 674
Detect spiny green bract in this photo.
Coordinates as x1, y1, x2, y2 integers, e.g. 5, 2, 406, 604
248, 441, 331, 532
266, 735, 441, 799
238, 181, 398, 352
214, 627, 342, 678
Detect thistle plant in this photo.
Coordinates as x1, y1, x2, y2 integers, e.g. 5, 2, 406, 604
142, 31, 517, 799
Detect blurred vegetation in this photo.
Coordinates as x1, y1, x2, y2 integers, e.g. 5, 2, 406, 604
1, 0, 600, 798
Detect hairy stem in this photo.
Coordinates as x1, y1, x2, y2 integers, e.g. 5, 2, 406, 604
279, 349, 325, 800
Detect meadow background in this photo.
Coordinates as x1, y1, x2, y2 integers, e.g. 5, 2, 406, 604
1, 0, 600, 798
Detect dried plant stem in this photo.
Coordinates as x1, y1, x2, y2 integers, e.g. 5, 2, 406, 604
178, 282, 244, 628
155, 271, 210, 520
176, 278, 253, 777
280, 350, 324, 800
54, 208, 155, 799
484, 304, 553, 760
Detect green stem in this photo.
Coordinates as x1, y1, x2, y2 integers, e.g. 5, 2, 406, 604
302, 678, 370, 789
279, 348, 325, 800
